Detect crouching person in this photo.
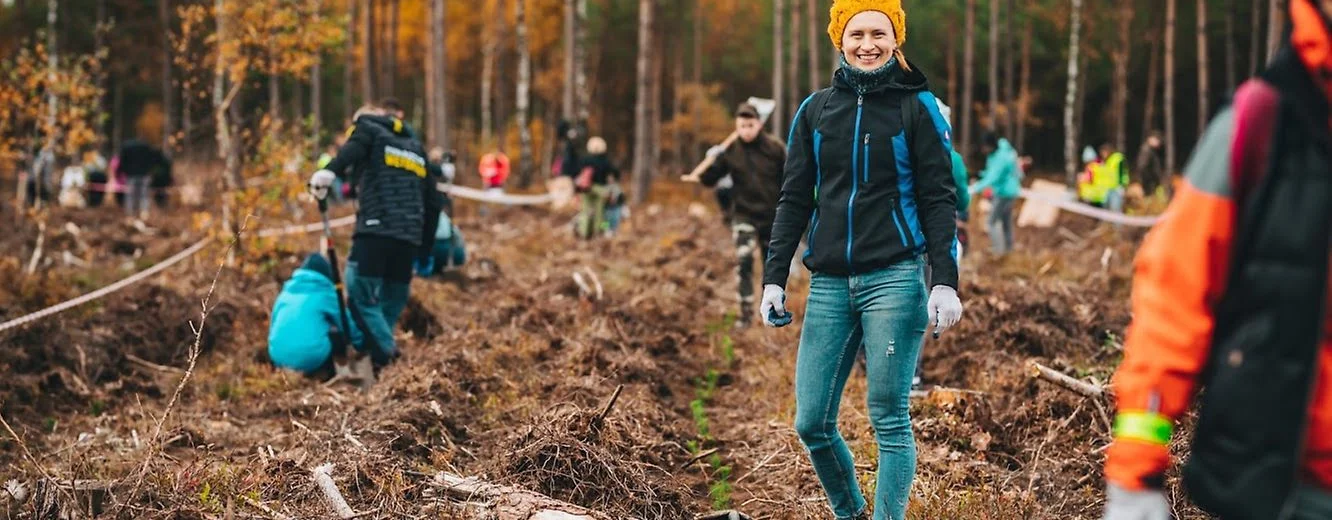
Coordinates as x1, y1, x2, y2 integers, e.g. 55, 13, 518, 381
414, 151, 467, 276
309, 105, 429, 369
268, 253, 353, 376
416, 210, 468, 276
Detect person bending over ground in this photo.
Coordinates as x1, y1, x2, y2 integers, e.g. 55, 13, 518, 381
309, 104, 429, 369
268, 253, 355, 376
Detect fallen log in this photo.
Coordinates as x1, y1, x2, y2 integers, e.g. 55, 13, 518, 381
1027, 361, 1109, 399
430, 472, 611, 520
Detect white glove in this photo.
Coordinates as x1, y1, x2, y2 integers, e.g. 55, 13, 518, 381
309, 169, 337, 200
706, 145, 727, 159
1102, 484, 1170, 520
927, 285, 963, 334
759, 284, 792, 327
440, 163, 457, 183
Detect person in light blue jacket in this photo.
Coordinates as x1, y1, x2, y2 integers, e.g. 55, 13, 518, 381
969, 132, 1022, 255
268, 253, 355, 375
415, 210, 468, 276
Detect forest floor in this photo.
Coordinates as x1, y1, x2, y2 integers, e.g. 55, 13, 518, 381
0, 180, 1206, 519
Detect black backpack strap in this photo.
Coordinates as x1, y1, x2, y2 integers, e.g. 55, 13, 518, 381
801, 88, 836, 137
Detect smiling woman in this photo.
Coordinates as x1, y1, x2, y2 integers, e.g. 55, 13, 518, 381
760, 0, 963, 519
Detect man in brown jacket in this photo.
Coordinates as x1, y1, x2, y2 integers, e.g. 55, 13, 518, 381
692, 102, 787, 328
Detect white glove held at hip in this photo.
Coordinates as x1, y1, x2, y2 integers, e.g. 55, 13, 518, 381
759, 284, 790, 328
927, 285, 963, 333
309, 169, 337, 200
1102, 484, 1170, 520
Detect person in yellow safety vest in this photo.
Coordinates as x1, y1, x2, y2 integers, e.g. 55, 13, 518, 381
1077, 145, 1101, 203
1084, 143, 1130, 212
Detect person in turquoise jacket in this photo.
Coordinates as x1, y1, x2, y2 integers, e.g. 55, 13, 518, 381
268, 253, 355, 375
415, 210, 468, 276
969, 132, 1021, 255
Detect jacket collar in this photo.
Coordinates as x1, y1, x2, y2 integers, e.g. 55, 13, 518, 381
357, 115, 409, 136
832, 59, 930, 96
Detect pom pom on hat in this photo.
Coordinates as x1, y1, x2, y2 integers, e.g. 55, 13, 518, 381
827, 0, 907, 49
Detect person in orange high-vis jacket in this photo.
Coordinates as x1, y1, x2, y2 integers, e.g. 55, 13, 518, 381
1103, 2, 1332, 519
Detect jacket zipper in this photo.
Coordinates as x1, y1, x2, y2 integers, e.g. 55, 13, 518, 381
846, 95, 864, 270
889, 194, 909, 249
896, 201, 916, 250
862, 133, 871, 184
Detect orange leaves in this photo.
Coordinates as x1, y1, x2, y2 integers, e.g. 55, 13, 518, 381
0, 32, 106, 163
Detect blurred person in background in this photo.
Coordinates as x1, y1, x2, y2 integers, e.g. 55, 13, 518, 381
1102, 1, 1332, 518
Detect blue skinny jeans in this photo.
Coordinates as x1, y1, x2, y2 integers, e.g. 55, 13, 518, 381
794, 258, 928, 520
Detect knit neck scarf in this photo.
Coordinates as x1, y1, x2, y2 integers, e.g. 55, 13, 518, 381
839, 55, 899, 95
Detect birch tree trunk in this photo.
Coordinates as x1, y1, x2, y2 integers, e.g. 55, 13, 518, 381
495, 0, 510, 148
563, 0, 575, 122
46, 0, 57, 154
1063, 0, 1083, 187
39, 0, 56, 209
1142, 19, 1162, 145
160, 0, 174, 151
988, 0, 999, 132
214, 0, 241, 190
482, 0, 497, 146
961, 0, 976, 159
788, 0, 800, 111
575, 0, 589, 120
269, 73, 281, 121
1197, 0, 1210, 135
361, 0, 374, 104
428, 0, 447, 146
516, 0, 534, 188
649, 19, 663, 182
344, 0, 355, 115
96, 0, 108, 151
772, 0, 786, 137
1113, 0, 1133, 153
312, 59, 321, 137
1166, 0, 1177, 176
632, 0, 655, 205
1267, 0, 1280, 62
807, 0, 820, 92
691, 0, 702, 161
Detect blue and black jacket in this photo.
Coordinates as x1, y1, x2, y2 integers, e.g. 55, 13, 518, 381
763, 65, 959, 290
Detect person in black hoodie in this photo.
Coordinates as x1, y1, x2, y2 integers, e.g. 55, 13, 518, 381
759, 2, 964, 518
686, 102, 787, 328
116, 139, 170, 218
309, 104, 429, 369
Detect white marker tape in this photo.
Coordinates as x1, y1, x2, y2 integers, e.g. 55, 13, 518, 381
1018, 188, 1163, 228
1, 213, 359, 334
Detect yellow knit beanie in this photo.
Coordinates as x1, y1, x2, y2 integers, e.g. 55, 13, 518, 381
827, 0, 907, 49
